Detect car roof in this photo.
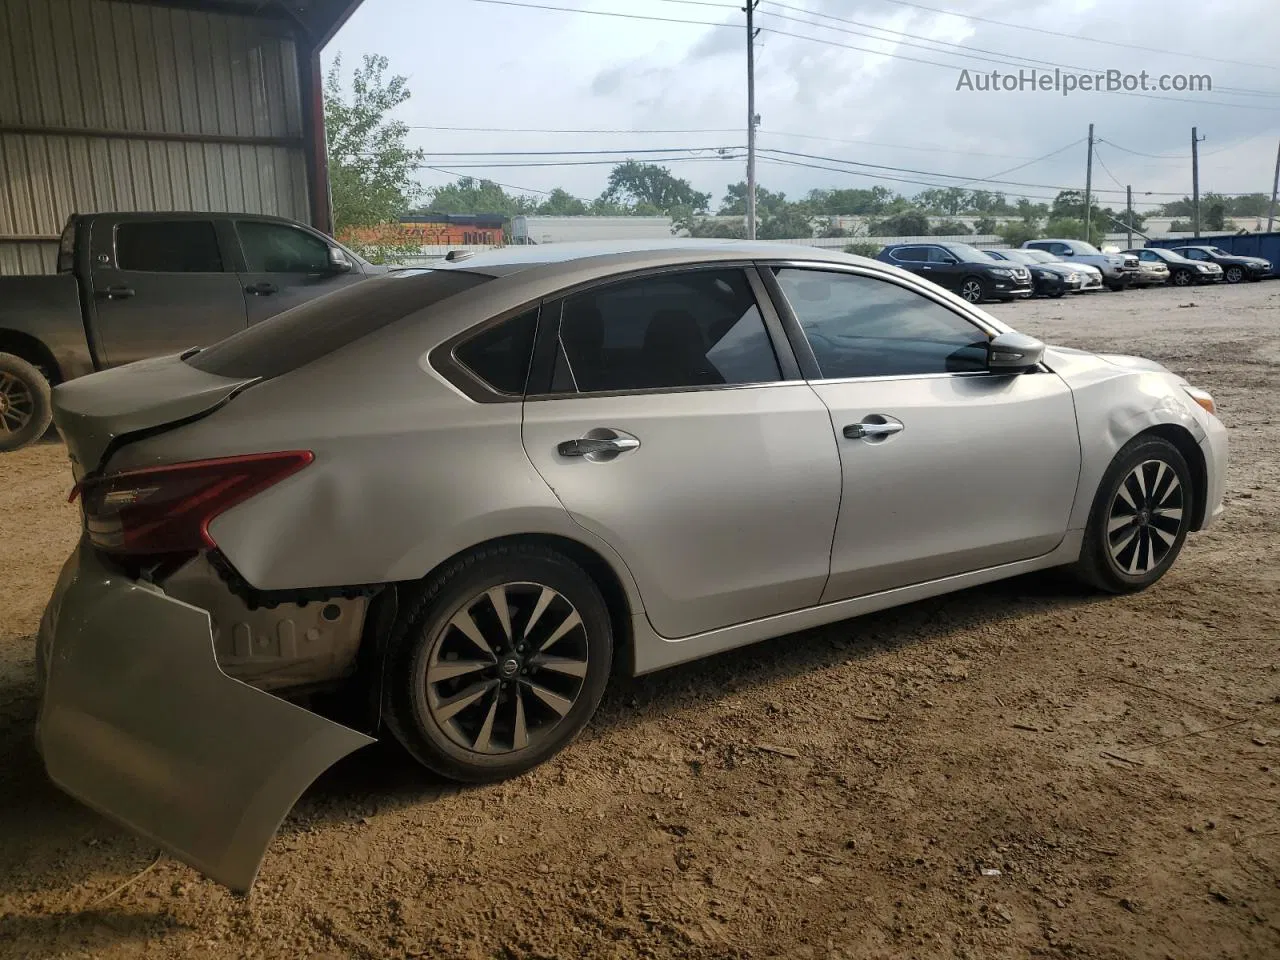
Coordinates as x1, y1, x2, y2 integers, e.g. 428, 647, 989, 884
424, 238, 870, 278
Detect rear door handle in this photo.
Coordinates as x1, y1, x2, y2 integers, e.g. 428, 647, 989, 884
557, 428, 641, 461
99, 285, 135, 299
244, 281, 278, 295
558, 437, 640, 457
843, 418, 904, 441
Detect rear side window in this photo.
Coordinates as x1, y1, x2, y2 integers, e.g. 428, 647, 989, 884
891, 247, 924, 262
187, 269, 493, 380
454, 309, 539, 395
116, 221, 223, 272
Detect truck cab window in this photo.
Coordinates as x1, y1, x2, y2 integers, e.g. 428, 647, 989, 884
115, 221, 223, 272
237, 221, 330, 274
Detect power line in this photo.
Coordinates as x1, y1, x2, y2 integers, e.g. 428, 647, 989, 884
407, 154, 744, 169
761, 2, 1280, 99
759, 130, 1032, 160
957, 139, 1086, 188
758, 24, 1280, 112
459, 0, 1280, 111
406, 124, 740, 134
863, 0, 1280, 74
408, 146, 740, 157
1091, 146, 1128, 190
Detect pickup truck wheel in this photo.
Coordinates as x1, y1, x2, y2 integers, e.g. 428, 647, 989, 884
0, 353, 53, 453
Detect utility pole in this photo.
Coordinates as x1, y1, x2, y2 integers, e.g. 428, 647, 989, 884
745, 1, 759, 240
1191, 127, 1205, 237
1083, 123, 1094, 245
1268, 138, 1280, 233
1126, 185, 1134, 249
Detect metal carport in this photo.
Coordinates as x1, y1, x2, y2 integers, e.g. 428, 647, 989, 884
0, 0, 364, 275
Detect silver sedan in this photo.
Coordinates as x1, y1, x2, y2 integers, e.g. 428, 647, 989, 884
35, 240, 1227, 893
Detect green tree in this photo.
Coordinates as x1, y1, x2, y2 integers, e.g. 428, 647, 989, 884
758, 207, 813, 239
420, 177, 537, 216
818, 221, 849, 238
974, 216, 999, 235
600, 161, 711, 215
685, 218, 747, 239
1227, 193, 1269, 217
324, 54, 425, 232
806, 187, 897, 215
1205, 202, 1226, 231
536, 188, 589, 216
1043, 217, 1087, 240
718, 182, 789, 218
998, 220, 1040, 247
932, 219, 971, 236
1169, 219, 1193, 232
869, 209, 930, 237
1015, 197, 1048, 222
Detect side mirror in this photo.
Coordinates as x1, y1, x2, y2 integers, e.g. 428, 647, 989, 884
987, 332, 1045, 374
327, 247, 353, 274
943, 256, 959, 264
1060, 249, 1074, 256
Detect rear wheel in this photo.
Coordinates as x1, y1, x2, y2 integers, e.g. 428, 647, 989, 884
1071, 436, 1193, 594
960, 276, 986, 303
384, 543, 613, 782
0, 352, 52, 453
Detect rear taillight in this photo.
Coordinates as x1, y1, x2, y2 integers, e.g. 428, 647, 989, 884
76, 451, 313, 557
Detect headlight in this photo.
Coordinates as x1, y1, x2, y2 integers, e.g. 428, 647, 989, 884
1067, 273, 1079, 281
989, 268, 1013, 277
1183, 385, 1216, 416
1195, 264, 1210, 272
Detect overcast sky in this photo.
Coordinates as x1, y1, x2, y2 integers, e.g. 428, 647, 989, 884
323, 0, 1280, 214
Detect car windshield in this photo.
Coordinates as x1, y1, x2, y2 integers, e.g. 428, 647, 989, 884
1204, 247, 1230, 256
1021, 250, 1057, 264
945, 243, 998, 263
1069, 241, 1103, 255
994, 250, 1035, 264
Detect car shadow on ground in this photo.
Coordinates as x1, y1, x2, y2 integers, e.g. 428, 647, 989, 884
294, 569, 1107, 824
0, 909, 185, 960
0, 569, 1107, 901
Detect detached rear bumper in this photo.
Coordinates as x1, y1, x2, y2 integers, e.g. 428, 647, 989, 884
35, 544, 374, 893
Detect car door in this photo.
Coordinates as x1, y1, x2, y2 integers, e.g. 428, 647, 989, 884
922, 245, 963, 291
765, 265, 1081, 601
519, 265, 843, 639
234, 219, 366, 324
87, 216, 248, 367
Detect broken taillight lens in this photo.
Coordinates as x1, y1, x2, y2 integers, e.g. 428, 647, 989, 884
76, 451, 313, 557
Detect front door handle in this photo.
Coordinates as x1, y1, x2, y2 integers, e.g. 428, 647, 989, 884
244, 281, 278, 296
99, 285, 135, 300
843, 418, 904, 441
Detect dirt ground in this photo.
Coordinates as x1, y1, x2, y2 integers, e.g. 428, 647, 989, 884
1, 280, 1278, 960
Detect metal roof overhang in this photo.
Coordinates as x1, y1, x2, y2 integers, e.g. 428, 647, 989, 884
124, 0, 365, 49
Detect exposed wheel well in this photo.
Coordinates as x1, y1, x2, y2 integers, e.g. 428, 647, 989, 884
0, 330, 61, 384
413, 533, 636, 676
1139, 424, 1208, 530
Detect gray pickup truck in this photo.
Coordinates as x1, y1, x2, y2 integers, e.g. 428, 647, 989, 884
0, 212, 386, 451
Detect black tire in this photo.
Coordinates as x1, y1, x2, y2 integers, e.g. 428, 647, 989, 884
1172, 269, 1193, 287
1071, 435, 1194, 594
959, 276, 987, 303
1105, 279, 1128, 292
1049, 290, 1065, 299
0, 352, 53, 453
1224, 265, 1244, 284
383, 542, 613, 782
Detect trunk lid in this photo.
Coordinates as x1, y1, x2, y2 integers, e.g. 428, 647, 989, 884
52, 353, 257, 478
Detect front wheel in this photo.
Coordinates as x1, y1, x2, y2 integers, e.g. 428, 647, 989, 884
1172, 269, 1193, 287
1071, 436, 1193, 594
959, 276, 986, 303
0, 352, 53, 453
383, 543, 613, 782
1225, 265, 1244, 284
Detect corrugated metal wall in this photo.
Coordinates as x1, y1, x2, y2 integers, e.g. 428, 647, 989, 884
0, 0, 310, 274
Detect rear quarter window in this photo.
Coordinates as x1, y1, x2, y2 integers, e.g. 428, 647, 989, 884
186, 269, 493, 380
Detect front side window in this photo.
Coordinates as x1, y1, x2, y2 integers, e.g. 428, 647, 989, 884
927, 246, 957, 263
237, 221, 331, 273
554, 268, 781, 393
115, 220, 223, 272
772, 268, 991, 380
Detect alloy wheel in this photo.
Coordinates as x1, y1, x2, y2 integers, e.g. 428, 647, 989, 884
423, 582, 590, 755
1173, 270, 1191, 286
961, 280, 983, 303
1226, 266, 1243, 283
1106, 459, 1185, 576
0, 372, 34, 435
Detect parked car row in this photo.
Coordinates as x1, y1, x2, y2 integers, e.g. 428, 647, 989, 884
875, 237, 1272, 303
